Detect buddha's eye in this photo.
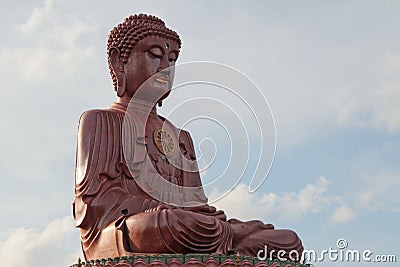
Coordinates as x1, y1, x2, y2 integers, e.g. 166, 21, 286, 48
147, 47, 163, 59
168, 52, 178, 62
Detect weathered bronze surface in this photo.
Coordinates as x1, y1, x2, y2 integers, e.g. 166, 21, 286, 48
73, 14, 303, 262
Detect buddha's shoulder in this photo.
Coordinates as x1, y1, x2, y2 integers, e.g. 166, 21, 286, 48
78, 108, 125, 130
80, 108, 124, 120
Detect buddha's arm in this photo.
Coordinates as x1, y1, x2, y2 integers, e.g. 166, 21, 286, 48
178, 129, 227, 221
74, 109, 159, 228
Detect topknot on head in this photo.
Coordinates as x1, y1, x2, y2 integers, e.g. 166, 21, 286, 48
107, 13, 181, 55
126, 14, 166, 26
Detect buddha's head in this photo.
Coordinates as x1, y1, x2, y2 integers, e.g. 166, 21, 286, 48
107, 14, 181, 103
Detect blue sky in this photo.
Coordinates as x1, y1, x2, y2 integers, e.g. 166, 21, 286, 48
0, 1, 399, 266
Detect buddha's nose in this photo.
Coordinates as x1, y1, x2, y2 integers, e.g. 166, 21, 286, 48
157, 66, 170, 75
158, 55, 171, 72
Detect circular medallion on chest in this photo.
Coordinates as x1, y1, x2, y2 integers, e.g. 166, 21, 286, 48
153, 128, 177, 156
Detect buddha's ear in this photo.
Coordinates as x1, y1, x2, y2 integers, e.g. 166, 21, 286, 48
109, 47, 126, 97
109, 47, 124, 73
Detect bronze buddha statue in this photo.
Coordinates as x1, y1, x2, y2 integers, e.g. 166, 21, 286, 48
73, 14, 303, 262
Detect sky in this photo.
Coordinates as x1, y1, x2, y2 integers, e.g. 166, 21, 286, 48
0, 1, 399, 266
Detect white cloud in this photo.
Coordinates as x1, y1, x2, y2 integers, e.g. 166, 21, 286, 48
355, 192, 375, 210
210, 176, 334, 221
333, 53, 400, 133
0, 0, 95, 84
329, 206, 356, 225
354, 171, 400, 212
0, 46, 93, 83
211, 173, 398, 226
19, 0, 53, 34
266, 176, 332, 218
0, 216, 82, 267
210, 169, 400, 225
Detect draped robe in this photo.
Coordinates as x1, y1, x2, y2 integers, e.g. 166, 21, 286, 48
73, 102, 303, 261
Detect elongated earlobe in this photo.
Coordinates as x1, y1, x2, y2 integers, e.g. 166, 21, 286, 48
116, 72, 127, 97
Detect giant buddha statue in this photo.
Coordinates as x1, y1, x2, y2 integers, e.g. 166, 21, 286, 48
73, 14, 303, 262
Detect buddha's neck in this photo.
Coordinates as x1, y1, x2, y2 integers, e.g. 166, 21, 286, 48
115, 95, 158, 116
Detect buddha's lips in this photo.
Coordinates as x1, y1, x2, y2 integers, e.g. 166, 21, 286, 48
155, 74, 169, 84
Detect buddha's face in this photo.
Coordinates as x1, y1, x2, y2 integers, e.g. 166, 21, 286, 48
123, 35, 180, 102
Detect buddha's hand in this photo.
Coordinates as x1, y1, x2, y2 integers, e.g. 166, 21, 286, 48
183, 204, 220, 213
144, 203, 178, 213
183, 204, 227, 220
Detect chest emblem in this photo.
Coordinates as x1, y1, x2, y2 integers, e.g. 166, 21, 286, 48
153, 128, 177, 156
